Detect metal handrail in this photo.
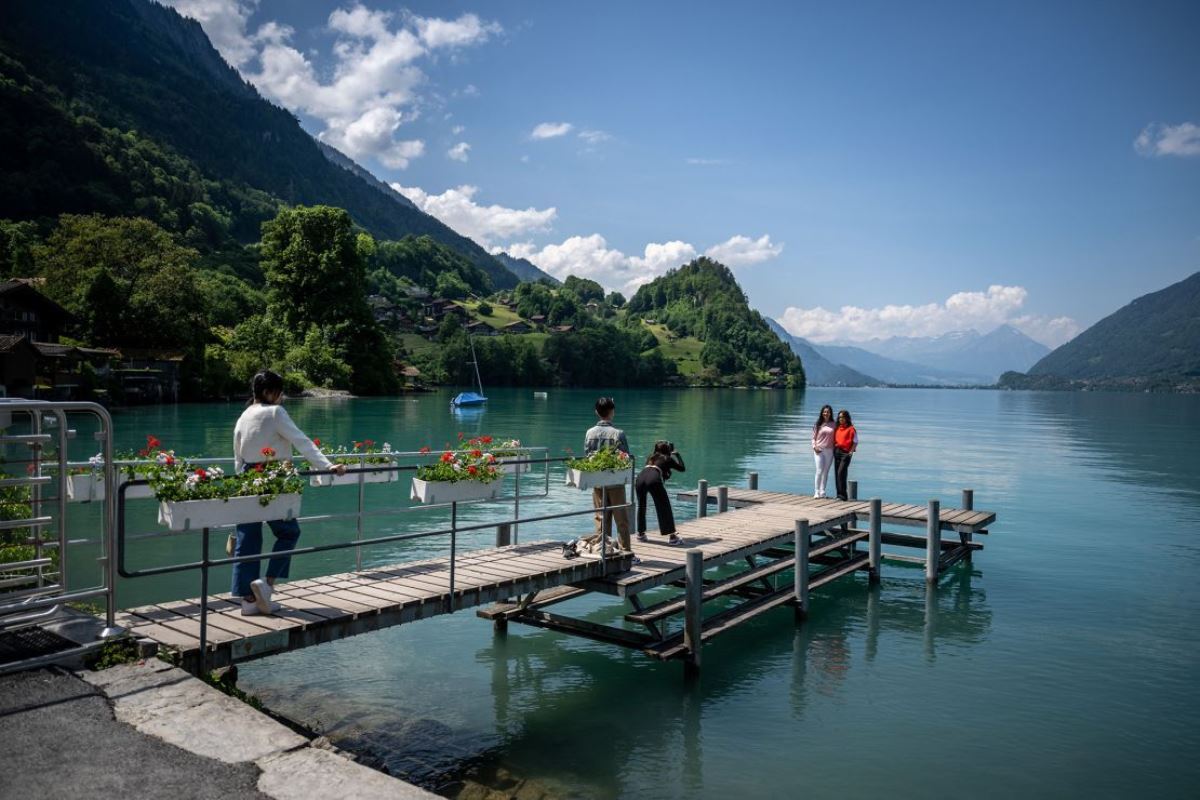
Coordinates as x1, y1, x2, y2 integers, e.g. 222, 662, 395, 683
115, 453, 635, 673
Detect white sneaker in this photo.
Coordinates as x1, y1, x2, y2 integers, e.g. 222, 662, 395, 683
250, 579, 274, 614
241, 598, 282, 615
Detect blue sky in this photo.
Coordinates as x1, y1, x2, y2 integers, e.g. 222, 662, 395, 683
165, 0, 1200, 346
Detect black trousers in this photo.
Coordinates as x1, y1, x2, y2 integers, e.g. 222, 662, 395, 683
834, 448, 853, 501
635, 468, 676, 535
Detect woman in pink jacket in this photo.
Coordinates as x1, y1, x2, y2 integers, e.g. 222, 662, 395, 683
811, 404, 836, 498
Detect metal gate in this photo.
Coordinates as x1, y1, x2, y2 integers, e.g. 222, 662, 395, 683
0, 399, 122, 674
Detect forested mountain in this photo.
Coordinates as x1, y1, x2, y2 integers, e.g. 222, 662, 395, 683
626, 258, 804, 385
495, 252, 560, 286
765, 319, 880, 386
0, 0, 518, 288
1001, 271, 1200, 390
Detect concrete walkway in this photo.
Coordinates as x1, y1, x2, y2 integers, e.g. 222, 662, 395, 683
0, 662, 437, 799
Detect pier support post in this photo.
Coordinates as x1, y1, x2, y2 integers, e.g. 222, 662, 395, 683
848, 480, 858, 501
496, 523, 512, 548
961, 489, 974, 562
868, 498, 882, 583
684, 549, 704, 677
925, 500, 941, 584
717, 485, 729, 513
748, 472, 758, 490
696, 480, 708, 518
794, 519, 810, 620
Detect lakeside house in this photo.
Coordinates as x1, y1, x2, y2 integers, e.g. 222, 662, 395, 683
466, 320, 499, 337
550, 324, 575, 334
503, 320, 534, 334
0, 279, 73, 343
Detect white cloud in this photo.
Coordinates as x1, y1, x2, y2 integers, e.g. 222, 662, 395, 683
161, 0, 259, 67
686, 157, 726, 166
704, 234, 783, 267
167, 1, 499, 170
446, 141, 471, 162
779, 285, 1080, 348
451, 125, 466, 135
531, 122, 573, 140
578, 129, 612, 145
1135, 122, 1200, 157
392, 184, 556, 247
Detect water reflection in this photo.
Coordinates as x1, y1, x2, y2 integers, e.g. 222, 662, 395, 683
377, 566, 996, 796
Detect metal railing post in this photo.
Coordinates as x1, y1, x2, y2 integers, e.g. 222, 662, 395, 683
717, 485, 728, 514
868, 498, 882, 584
448, 501, 457, 613
512, 462, 521, 544
794, 519, 810, 620
601, 488, 610, 574
355, 454, 366, 572
748, 472, 758, 490
199, 527, 210, 675
848, 480, 858, 501
926, 499, 941, 584
496, 523, 512, 547
696, 480, 708, 518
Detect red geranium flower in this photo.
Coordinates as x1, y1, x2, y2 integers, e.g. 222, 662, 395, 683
146, 435, 161, 449
261, 446, 275, 459
165, 455, 175, 466
254, 463, 264, 472
457, 432, 464, 440
481, 435, 493, 444
138, 448, 149, 458
195, 468, 207, 481
487, 454, 496, 463
313, 437, 321, 447
471, 449, 482, 458
364, 439, 375, 448
440, 451, 454, 463
419, 446, 431, 454
467, 465, 478, 476
353, 441, 362, 450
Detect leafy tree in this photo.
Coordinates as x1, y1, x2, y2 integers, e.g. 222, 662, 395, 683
0, 220, 39, 278
284, 326, 352, 388
477, 301, 493, 316
563, 275, 604, 303
435, 271, 470, 300
34, 214, 207, 348
606, 291, 626, 308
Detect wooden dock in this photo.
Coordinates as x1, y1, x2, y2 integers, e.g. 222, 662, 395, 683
115, 541, 630, 672
119, 484, 996, 675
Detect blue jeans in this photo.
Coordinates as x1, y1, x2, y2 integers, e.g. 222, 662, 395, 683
230, 517, 301, 598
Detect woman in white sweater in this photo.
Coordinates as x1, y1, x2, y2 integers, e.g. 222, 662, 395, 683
232, 371, 345, 615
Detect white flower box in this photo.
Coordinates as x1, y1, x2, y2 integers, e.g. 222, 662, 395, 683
497, 457, 530, 475
157, 494, 302, 532
66, 472, 156, 503
410, 477, 500, 505
66, 473, 104, 503
310, 461, 399, 487
566, 468, 629, 490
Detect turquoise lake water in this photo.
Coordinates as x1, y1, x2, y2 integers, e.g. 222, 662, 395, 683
61, 388, 1200, 798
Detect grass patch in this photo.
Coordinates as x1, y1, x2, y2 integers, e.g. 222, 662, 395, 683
457, 300, 524, 330
87, 637, 142, 670
399, 333, 438, 358
642, 321, 704, 376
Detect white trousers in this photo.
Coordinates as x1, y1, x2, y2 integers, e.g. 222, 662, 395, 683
813, 449, 833, 497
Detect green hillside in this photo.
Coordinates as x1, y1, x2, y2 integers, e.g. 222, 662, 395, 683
1001, 271, 1200, 391
0, 0, 517, 289
626, 257, 805, 386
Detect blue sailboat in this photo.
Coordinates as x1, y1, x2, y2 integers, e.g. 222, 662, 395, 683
450, 335, 487, 408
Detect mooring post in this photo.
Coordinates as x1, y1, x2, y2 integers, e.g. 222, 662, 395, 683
961, 488, 974, 562
848, 480, 858, 501
496, 523, 512, 548
868, 498, 882, 583
696, 479, 708, 518
925, 499, 940, 584
748, 472, 759, 490
717, 485, 729, 513
684, 549, 704, 677
794, 519, 810, 620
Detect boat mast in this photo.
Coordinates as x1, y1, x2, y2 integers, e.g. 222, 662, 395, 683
469, 334, 484, 395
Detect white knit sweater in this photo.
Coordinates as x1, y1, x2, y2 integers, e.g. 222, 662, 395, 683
233, 403, 333, 472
